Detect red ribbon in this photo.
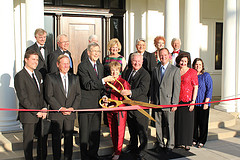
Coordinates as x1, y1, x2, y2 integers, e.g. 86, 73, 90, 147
1, 97, 240, 112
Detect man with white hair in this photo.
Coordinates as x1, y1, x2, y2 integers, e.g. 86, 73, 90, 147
127, 38, 157, 75
122, 53, 151, 159
81, 35, 99, 62
171, 38, 191, 68
48, 34, 74, 74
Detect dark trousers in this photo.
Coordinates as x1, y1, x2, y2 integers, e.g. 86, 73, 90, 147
78, 112, 101, 160
51, 119, 74, 160
193, 106, 210, 144
22, 120, 47, 160
127, 110, 149, 153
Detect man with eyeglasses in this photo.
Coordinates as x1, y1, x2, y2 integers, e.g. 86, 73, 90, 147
48, 34, 74, 74
77, 42, 115, 160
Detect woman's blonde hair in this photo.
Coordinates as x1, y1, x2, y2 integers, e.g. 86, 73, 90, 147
107, 38, 121, 53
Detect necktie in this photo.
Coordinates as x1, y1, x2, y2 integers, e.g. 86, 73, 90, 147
173, 50, 179, 54
63, 75, 67, 97
63, 51, 73, 68
93, 63, 99, 79
32, 73, 39, 91
127, 70, 135, 84
39, 46, 45, 50
161, 66, 165, 80
39, 46, 45, 59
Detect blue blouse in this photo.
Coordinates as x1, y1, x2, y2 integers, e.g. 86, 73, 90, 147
195, 72, 213, 107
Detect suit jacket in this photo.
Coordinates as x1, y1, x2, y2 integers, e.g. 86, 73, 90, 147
127, 51, 157, 75
150, 63, 181, 111
81, 48, 88, 62
48, 47, 74, 74
122, 67, 150, 103
172, 50, 191, 68
77, 58, 105, 109
26, 43, 49, 79
14, 68, 46, 123
44, 72, 81, 120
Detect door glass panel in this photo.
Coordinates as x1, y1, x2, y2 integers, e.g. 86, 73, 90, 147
62, 0, 102, 7
44, 15, 55, 53
215, 22, 223, 70
109, 0, 120, 9
44, 0, 53, 5
110, 17, 123, 56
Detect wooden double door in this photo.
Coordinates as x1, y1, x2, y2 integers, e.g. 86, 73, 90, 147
61, 16, 102, 74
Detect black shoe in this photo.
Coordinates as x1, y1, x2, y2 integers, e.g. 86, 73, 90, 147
165, 148, 172, 155
185, 146, 190, 151
91, 155, 103, 160
135, 152, 144, 160
155, 146, 165, 153
73, 130, 78, 134
124, 145, 138, 153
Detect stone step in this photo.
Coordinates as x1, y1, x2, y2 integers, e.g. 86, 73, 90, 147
0, 130, 156, 160
208, 109, 237, 129
208, 119, 240, 141
0, 124, 155, 152
0, 108, 239, 160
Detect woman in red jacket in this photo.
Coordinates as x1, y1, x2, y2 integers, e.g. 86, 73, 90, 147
103, 61, 130, 160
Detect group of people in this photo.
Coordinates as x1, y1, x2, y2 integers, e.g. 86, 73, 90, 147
151, 36, 213, 154
14, 28, 213, 160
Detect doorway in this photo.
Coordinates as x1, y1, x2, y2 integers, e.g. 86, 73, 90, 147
44, 6, 113, 74
61, 16, 102, 73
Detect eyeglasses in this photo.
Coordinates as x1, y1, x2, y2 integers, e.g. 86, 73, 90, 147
59, 41, 69, 44
90, 50, 101, 53
137, 44, 146, 47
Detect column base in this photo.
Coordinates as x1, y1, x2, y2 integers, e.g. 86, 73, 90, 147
214, 102, 236, 112
0, 121, 21, 132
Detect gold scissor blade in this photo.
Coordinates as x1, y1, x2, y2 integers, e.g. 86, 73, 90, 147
122, 99, 156, 121
123, 99, 163, 109
137, 109, 156, 122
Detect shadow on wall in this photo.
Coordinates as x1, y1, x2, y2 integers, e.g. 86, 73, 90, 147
0, 73, 17, 111
26, 40, 34, 48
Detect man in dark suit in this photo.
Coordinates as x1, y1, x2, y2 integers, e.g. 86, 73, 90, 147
14, 50, 48, 160
44, 55, 81, 160
151, 48, 181, 154
121, 53, 151, 159
26, 28, 49, 79
171, 38, 191, 68
127, 38, 157, 75
48, 34, 74, 74
80, 35, 98, 62
77, 42, 114, 160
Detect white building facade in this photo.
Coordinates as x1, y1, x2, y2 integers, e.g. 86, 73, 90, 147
0, 0, 240, 131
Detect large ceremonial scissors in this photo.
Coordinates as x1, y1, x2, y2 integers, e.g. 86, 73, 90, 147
99, 79, 163, 122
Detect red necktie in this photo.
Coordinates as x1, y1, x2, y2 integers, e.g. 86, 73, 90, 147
173, 50, 179, 54
94, 63, 99, 79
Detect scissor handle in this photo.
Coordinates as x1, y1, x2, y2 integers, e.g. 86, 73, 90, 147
99, 98, 123, 108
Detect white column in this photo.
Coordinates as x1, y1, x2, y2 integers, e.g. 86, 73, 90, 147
183, 0, 200, 62
164, 0, 179, 51
26, 0, 44, 47
236, 0, 240, 117
215, 0, 236, 112
0, 1, 21, 131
